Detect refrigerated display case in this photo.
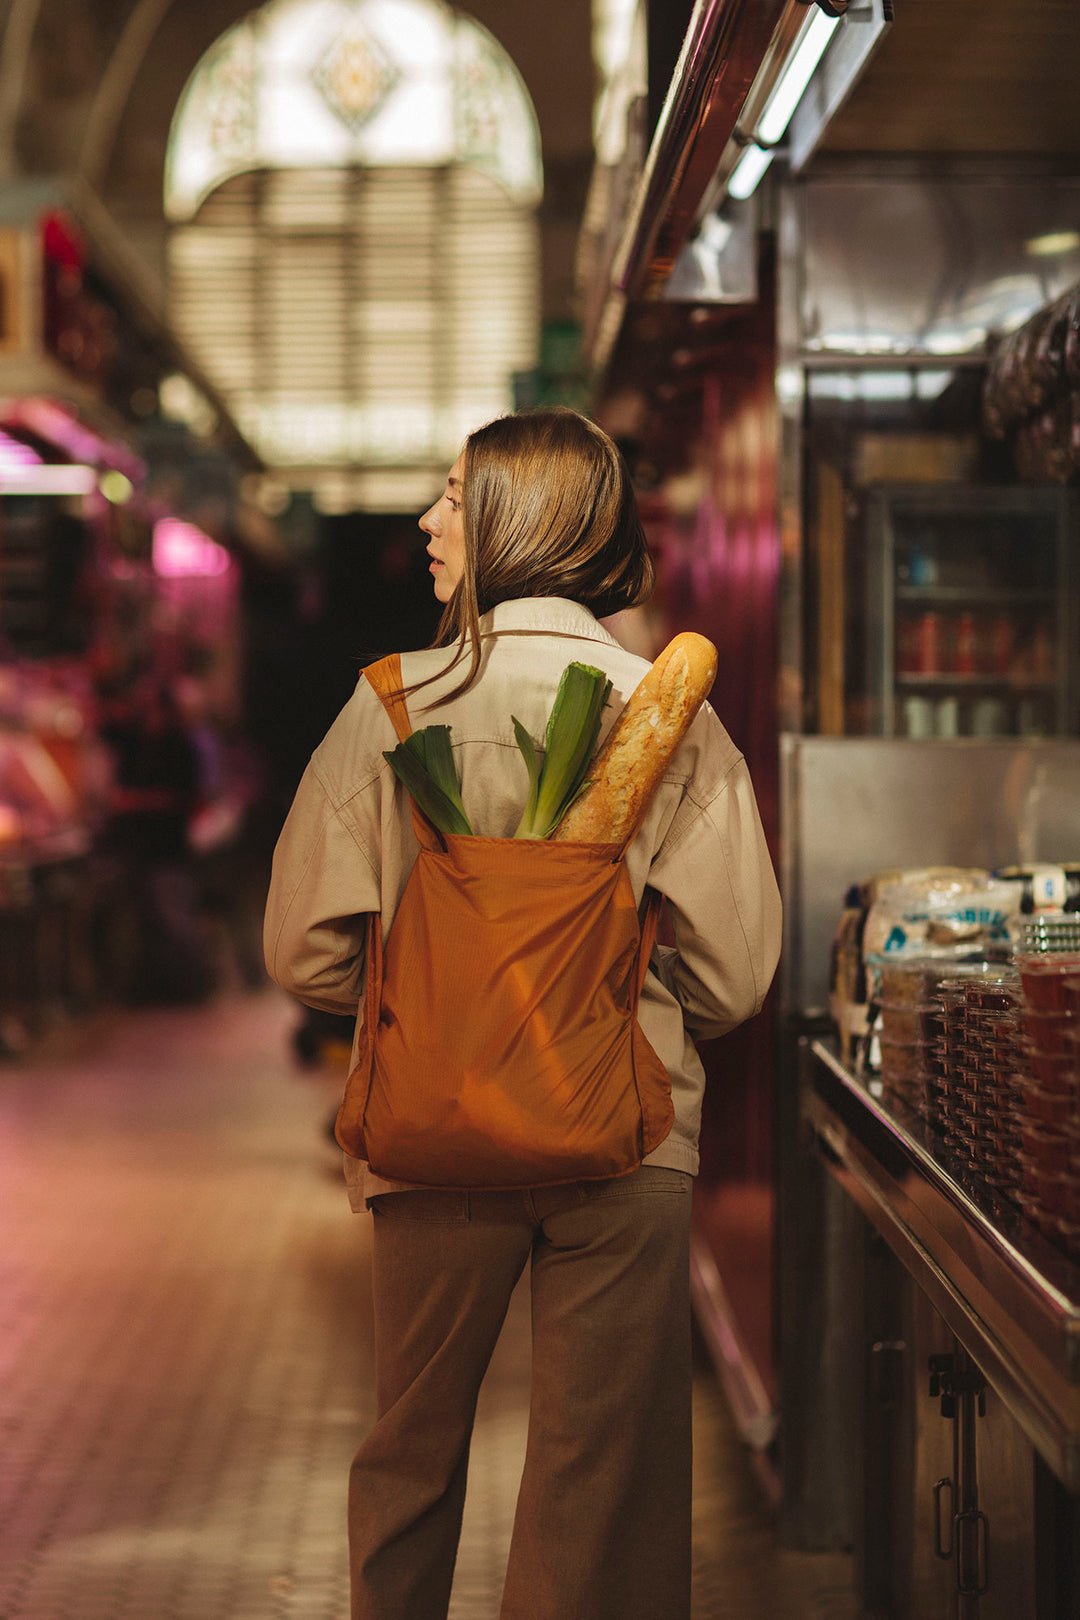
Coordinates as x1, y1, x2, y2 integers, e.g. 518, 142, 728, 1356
866, 485, 1073, 740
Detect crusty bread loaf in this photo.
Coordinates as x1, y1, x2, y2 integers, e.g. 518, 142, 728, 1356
553, 632, 717, 845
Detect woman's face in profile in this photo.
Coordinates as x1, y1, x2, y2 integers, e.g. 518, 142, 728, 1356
419, 457, 466, 604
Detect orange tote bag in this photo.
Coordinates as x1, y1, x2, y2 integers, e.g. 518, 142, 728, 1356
334, 654, 674, 1189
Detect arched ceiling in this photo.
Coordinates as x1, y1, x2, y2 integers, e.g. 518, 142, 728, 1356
3, 0, 594, 314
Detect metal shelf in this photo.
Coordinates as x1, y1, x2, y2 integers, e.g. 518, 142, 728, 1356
895, 673, 1056, 689
895, 586, 1055, 604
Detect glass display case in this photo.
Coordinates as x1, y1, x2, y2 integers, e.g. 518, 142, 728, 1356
866, 485, 1073, 738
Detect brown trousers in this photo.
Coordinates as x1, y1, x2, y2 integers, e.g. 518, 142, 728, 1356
349, 1166, 693, 1620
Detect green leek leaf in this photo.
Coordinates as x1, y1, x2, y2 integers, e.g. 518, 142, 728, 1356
511, 716, 541, 834
384, 725, 472, 835
513, 662, 612, 839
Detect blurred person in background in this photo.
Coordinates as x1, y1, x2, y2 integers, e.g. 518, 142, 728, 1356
101, 676, 213, 1003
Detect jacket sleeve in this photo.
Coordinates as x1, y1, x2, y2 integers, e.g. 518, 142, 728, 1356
263, 758, 381, 1014
649, 758, 782, 1040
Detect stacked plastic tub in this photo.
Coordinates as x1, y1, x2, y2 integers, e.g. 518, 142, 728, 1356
869, 953, 1080, 1259
933, 969, 1024, 1197
1015, 954, 1080, 1254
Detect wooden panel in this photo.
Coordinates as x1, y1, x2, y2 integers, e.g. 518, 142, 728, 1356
819, 0, 1080, 157
816, 460, 845, 736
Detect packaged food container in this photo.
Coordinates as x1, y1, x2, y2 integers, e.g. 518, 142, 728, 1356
963, 976, 1020, 1013
1026, 1045, 1077, 1092
1019, 1118, 1072, 1171
1018, 1079, 1077, 1130
879, 1001, 942, 1044
1066, 1027, 1080, 1080
1020, 1007, 1074, 1053
1017, 953, 1080, 1011
985, 1122, 1022, 1157
978, 1084, 1016, 1120
1033, 1166, 1072, 1216
1016, 1190, 1060, 1239
874, 957, 951, 1005
1055, 1217, 1080, 1261
879, 1037, 934, 1085
982, 1010, 1022, 1044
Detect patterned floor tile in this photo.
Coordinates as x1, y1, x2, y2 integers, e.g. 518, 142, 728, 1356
0, 991, 856, 1619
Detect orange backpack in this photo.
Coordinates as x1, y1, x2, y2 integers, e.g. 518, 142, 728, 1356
334, 653, 674, 1189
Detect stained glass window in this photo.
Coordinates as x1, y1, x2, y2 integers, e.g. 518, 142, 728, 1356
165, 0, 541, 510
165, 0, 542, 221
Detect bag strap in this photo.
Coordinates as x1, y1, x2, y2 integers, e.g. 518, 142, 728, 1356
363, 654, 445, 851
364, 653, 413, 743
635, 886, 662, 1000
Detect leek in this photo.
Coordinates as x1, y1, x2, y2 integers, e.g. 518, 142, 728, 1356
512, 662, 611, 839
384, 724, 472, 835
383, 663, 611, 839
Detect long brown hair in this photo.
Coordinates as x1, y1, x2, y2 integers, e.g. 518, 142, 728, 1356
413, 408, 653, 705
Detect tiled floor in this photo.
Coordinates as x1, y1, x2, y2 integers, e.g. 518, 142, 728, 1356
0, 990, 857, 1619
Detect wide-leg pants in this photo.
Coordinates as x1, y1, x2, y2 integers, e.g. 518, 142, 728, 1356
348, 1165, 693, 1620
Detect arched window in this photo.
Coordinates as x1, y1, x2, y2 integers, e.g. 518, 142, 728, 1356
165, 0, 542, 511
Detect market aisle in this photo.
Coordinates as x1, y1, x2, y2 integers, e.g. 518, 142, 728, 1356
0, 991, 855, 1620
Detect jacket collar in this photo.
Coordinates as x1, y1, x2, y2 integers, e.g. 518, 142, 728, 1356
478, 597, 623, 648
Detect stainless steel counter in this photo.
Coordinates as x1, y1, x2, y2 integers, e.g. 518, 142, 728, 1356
802, 1038, 1080, 1491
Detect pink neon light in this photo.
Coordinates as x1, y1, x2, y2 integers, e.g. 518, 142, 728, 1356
0, 430, 42, 468
3, 398, 144, 482
152, 518, 232, 577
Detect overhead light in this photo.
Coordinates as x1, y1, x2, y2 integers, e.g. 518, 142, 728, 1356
160, 372, 218, 439
724, 6, 841, 203
756, 9, 840, 146
0, 465, 97, 496
728, 144, 774, 201
1025, 230, 1080, 258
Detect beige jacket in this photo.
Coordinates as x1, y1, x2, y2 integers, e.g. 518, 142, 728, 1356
264, 597, 782, 1208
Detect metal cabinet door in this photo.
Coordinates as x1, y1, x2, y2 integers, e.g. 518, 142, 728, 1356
909, 1289, 960, 1620
970, 1383, 1037, 1620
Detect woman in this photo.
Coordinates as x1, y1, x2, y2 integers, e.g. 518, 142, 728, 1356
264, 408, 782, 1620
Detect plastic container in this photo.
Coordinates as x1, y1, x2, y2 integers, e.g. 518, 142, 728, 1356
874, 957, 944, 1006
879, 1001, 942, 1044
1020, 1007, 1074, 1054
1018, 1118, 1072, 1171
879, 1037, 934, 1085
1055, 1217, 1080, 1261
1029, 1164, 1072, 1216
1016, 1190, 1060, 1239
1017, 953, 1080, 1011
1026, 1045, 1077, 1092
964, 977, 1020, 1013
1018, 1079, 1077, 1130
1066, 1027, 1080, 1080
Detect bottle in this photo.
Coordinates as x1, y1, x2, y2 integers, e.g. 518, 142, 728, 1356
954, 611, 978, 675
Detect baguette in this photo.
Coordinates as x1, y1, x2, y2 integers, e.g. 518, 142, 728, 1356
553, 632, 717, 845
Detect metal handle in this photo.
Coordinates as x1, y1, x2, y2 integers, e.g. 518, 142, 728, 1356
955, 1507, 990, 1597
932, 1477, 953, 1560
